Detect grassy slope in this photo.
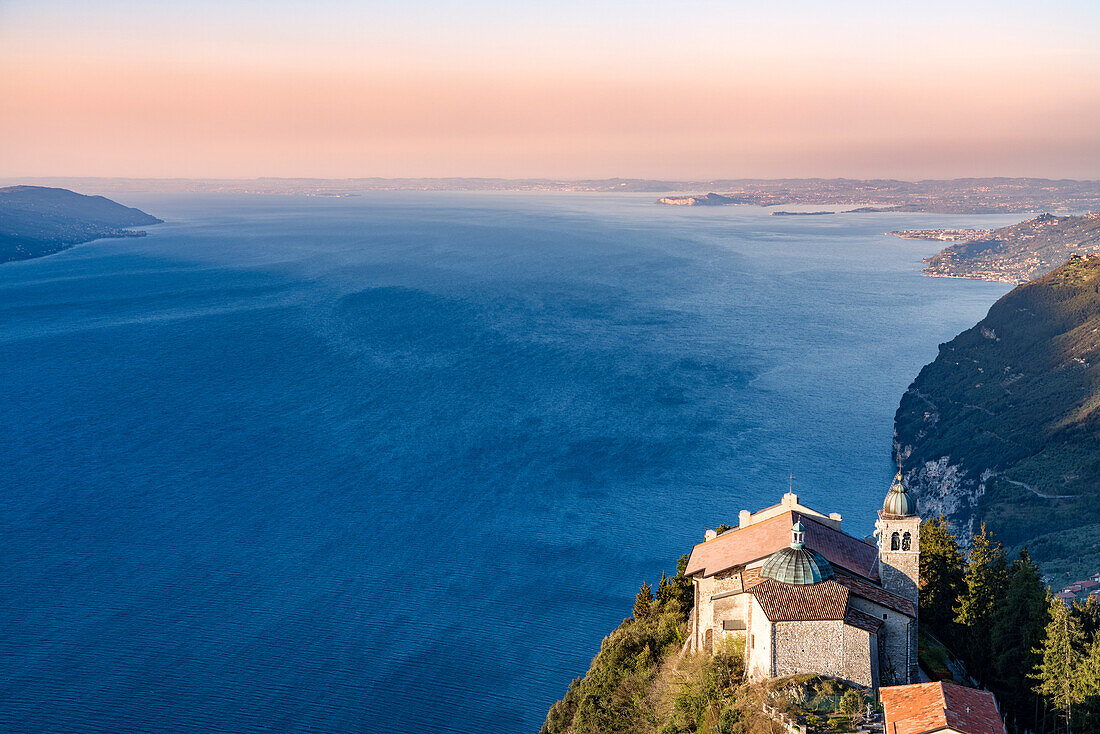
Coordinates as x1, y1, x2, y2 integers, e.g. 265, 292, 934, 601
540, 566, 866, 734
895, 255, 1100, 574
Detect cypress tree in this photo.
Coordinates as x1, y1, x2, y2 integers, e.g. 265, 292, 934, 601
919, 515, 966, 641
656, 571, 672, 607
633, 581, 653, 620
955, 523, 1008, 684
676, 553, 689, 577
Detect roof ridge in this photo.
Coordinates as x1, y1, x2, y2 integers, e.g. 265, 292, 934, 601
686, 508, 879, 579
696, 509, 794, 545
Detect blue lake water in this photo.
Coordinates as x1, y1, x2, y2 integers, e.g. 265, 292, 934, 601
0, 193, 1013, 733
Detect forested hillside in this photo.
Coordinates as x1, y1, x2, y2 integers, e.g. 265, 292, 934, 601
895, 254, 1100, 576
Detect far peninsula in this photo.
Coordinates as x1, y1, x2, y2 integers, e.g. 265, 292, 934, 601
0, 185, 162, 264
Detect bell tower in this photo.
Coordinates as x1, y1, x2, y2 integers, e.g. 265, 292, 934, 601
874, 471, 921, 684
874, 472, 920, 606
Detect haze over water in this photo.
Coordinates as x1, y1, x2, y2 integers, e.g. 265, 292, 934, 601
0, 194, 1012, 733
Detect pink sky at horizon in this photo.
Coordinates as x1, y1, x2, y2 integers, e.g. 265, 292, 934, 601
3, 1, 1099, 179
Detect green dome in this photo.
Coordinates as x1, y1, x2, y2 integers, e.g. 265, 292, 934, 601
760, 522, 835, 585
883, 471, 916, 517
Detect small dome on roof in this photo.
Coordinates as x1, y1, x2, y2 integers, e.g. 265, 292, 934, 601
883, 471, 916, 517
760, 522, 835, 585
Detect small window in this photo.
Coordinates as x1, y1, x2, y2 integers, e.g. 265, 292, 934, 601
883, 614, 887, 620
891, 532, 900, 550
902, 531, 912, 551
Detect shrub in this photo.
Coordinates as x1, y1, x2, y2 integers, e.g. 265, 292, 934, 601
838, 689, 864, 716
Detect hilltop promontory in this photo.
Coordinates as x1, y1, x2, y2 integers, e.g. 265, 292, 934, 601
0, 185, 162, 264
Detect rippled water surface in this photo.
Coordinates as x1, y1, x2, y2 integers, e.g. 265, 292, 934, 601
0, 193, 1013, 733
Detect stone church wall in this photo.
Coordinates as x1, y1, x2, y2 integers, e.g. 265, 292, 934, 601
746, 596, 773, 679
848, 596, 913, 685
772, 620, 875, 688
694, 568, 747, 652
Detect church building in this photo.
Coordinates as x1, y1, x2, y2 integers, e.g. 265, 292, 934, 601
684, 474, 920, 689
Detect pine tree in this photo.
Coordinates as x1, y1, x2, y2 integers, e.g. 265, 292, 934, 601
955, 523, 1008, 684
1076, 637, 1100, 734
1073, 597, 1100, 641
990, 549, 1049, 732
1034, 596, 1086, 733
918, 515, 966, 641
633, 581, 653, 620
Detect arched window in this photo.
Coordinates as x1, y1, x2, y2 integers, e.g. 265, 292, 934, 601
902, 532, 912, 551
891, 532, 900, 550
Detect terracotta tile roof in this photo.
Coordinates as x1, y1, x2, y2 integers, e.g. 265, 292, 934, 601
750, 578, 849, 621
833, 571, 916, 618
844, 606, 885, 633
742, 567, 766, 590
685, 510, 879, 580
880, 682, 1006, 734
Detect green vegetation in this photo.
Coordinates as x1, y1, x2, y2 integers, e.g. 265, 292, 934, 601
540, 556, 694, 734
896, 255, 1100, 574
955, 524, 1009, 684
918, 517, 965, 640
542, 555, 872, 734
916, 632, 953, 681
919, 517, 1100, 733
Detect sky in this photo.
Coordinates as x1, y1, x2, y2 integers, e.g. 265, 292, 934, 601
2, 0, 1100, 179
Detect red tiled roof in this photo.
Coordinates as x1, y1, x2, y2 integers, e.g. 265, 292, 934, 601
844, 606, 885, 634
750, 578, 849, 621
742, 567, 767, 590
685, 511, 879, 580
881, 682, 1006, 734
833, 571, 916, 618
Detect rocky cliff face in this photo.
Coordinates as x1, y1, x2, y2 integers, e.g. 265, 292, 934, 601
893, 255, 1100, 573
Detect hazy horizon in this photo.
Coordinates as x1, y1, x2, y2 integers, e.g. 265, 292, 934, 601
2, 1, 1099, 180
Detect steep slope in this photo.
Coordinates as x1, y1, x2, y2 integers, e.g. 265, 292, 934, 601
0, 185, 162, 263
922, 212, 1100, 283
894, 255, 1100, 575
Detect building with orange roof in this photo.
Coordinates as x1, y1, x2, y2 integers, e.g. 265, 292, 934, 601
880, 681, 1006, 734
685, 473, 920, 688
